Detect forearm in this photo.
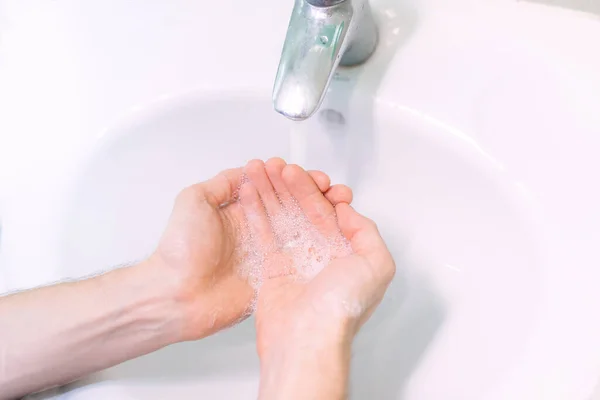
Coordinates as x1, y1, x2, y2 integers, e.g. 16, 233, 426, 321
0, 261, 182, 399
258, 333, 352, 400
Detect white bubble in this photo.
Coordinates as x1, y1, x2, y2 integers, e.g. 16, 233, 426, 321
233, 181, 353, 312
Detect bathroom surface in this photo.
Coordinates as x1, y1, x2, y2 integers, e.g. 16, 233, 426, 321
1, 0, 600, 399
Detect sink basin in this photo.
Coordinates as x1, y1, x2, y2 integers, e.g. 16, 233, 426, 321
55, 90, 542, 400
1, 1, 600, 399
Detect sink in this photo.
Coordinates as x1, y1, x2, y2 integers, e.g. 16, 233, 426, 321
56, 90, 542, 400
1, 1, 600, 399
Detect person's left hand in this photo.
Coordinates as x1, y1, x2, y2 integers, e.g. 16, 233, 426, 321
146, 161, 334, 342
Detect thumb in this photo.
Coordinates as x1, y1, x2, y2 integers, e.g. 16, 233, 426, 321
335, 203, 396, 281
198, 168, 245, 207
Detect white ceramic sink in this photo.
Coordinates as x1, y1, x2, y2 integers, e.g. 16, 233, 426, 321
1, 1, 600, 399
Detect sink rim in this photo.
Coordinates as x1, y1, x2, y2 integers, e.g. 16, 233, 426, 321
1, 0, 600, 398
51, 88, 600, 399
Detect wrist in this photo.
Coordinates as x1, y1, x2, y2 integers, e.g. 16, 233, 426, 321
256, 306, 355, 357
113, 260, 186, 346
260, 329, 351, 368
140, 255, 230, 342
258, 328, 352, 400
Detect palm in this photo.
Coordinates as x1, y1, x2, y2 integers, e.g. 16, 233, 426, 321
234, 159, 394, 354
150, 161, 343, 341
151, 171, 254, 340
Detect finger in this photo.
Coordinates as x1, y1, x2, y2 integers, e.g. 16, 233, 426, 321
282, 164, 340, 237
334, 202, 379, 245
325, 184, 353, 205
265, 157, 294, 206
238, 181, 274, 248
244, 159, 282, 217
198, 167, 245, 207
334, 203, 395, 279
307, 170, 331, 193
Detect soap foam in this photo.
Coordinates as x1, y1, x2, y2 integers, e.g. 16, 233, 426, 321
232, 178, 352, 311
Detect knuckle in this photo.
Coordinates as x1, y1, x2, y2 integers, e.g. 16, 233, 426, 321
178, 185, 198, 198
363, 217, 379, 232
177, 185, 206, 205
385, 258, 397, 282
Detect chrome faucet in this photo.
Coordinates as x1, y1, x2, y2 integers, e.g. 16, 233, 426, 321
273, 0, 378, 121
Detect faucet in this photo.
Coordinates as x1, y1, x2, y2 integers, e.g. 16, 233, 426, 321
273, 0, 378, 121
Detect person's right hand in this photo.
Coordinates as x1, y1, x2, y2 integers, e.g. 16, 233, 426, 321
239, 159, 396, 358
240, 159, 395, 400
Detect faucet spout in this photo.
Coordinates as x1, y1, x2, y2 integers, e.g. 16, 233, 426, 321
273, 0, 377, 121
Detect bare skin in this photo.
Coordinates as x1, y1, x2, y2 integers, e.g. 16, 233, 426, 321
242, 159, 396, 400
0, 159, 394, 400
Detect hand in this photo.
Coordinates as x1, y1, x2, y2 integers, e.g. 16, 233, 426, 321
238, 159, 396, 359
148, 161, 335, 342
239, 159, 395, 400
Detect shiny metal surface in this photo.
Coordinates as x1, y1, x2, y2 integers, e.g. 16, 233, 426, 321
273, 0, 378, 121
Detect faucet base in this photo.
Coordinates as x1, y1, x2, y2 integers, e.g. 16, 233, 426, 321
340, 2, 378, 66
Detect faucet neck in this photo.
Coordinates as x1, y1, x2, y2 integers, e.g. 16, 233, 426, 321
272, 0, 378, 121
